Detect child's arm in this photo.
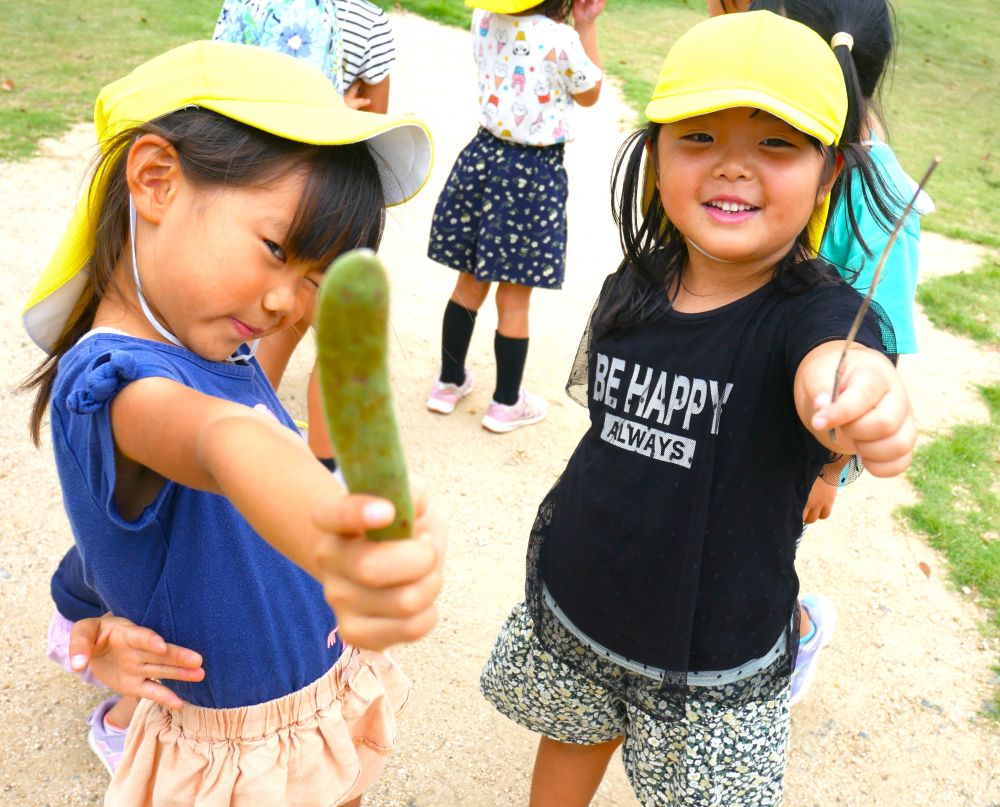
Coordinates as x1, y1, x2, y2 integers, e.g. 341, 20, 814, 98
803, 476, 838, 523
794, 341, 915, 478
571, 0, 605, 107
110, 378, 445, 650
68, 614, 205, 710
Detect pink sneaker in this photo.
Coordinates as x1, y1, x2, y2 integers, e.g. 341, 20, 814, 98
482, 390, 548, 433
426, 370, 475, 414
87, 697, 128, 775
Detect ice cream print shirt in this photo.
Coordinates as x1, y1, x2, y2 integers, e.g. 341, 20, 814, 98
472, 10, 601, 147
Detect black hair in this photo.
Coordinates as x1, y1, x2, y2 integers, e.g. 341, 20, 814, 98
521, 0, 574, 23
749, 0, 904, 253
23, 107, 385, 444
591, 123, 842, 338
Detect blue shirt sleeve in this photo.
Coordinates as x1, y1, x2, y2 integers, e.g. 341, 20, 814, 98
820, 141, 921, 354
53, 341, 184, 531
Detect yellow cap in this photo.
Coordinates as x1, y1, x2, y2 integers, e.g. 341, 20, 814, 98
23, 40, 434, 353
643, 11, 847, 253
465, 0, 541, 13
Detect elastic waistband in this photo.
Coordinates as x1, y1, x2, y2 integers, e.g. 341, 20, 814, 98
476, 127, 565, 153
542, 585, 786, 687
165, 646, 366, 741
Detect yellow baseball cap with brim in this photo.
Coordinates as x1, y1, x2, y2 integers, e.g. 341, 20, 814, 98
642, 11, 848, 254
464, 0, 540, 13
23, 40, 434, 354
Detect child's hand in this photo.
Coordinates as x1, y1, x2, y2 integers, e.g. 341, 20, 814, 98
807, 348, 916, 478
803, 476, 838, 523
312, 479, 446, 651
344, 81, 372, 111
69, 614, 205, 710
573, 0, 606, 26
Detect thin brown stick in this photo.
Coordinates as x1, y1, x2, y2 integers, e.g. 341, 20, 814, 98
826, 156, 941, 441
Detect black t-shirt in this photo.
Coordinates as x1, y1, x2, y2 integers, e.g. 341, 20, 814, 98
539, 278, 884, 672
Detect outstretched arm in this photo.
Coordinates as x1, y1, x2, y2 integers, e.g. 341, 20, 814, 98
794, 340, 915, 478
109, 377, 445, 650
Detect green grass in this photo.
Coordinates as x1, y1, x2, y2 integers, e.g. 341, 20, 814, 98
917, 257, 1000, 345
900, 383, 1000, 715
0, 1, 219, 159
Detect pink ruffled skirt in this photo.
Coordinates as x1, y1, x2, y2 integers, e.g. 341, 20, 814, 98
105, 647, 409, 807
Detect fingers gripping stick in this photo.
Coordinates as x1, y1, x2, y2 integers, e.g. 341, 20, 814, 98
315, 249, 414, 540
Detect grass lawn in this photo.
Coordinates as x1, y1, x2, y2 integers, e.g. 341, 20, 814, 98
918, 257, 1000, 345
901, 382, 1000, 713
0, 1, 220, 160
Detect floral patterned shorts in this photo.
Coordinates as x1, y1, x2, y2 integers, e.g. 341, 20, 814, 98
427, 128, 567, 289
480, 602, 791, 807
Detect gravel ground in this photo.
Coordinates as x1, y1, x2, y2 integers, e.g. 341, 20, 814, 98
1, 11, 998, 807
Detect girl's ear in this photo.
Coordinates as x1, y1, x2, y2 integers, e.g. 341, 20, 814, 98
816, 151, 844, 206
126, 134, 184, 225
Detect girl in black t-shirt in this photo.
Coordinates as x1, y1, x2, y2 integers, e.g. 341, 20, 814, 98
480, 11, 915, 806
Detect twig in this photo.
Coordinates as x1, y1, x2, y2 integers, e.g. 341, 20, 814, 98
826, 156, 941, 441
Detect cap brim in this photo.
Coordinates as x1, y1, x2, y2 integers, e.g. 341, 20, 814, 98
645, 88, 839, 147
204, 99, 433, 206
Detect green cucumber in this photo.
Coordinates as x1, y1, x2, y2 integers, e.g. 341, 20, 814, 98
315, 248, 413, 540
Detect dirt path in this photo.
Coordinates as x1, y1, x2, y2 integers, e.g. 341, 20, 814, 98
1, 12, 998, 806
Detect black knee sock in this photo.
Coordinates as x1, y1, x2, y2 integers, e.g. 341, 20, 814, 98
440, 299, 477, 385
493, 332, 528, 405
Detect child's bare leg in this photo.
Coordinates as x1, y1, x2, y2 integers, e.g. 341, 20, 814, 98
799, 606, 814, 639
340, 797, 362, 807
495, 281, 533, 338
529, 735, 623, 807
451, 271, 491, 311
104, 695, 140, 729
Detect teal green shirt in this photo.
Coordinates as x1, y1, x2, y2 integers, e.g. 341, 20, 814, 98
820, 139, 922, 354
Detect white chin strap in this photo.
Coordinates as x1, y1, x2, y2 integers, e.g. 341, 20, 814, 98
686, 237, 735, 264
129, 196, 259, 363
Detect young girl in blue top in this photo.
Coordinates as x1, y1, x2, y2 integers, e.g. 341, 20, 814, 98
479, 12, 915, 805
425, 0, 604, 433
710, 0, 930, 707
22, 40, 442, 806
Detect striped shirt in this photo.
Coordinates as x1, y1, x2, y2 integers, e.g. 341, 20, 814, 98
336, 0, 395, 87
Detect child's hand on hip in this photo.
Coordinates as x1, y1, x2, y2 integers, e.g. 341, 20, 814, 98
312, 480, 446, 651
69, 614, 205, 709
809, 350, 916, 478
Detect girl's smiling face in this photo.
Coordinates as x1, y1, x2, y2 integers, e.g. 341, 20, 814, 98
130, 156, 325, 362
654, 107, 834, 275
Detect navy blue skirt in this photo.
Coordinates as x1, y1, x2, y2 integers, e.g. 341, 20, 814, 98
428, 128, 567, 289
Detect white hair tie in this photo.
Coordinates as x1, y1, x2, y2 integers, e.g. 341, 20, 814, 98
830, 32, 854, 52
